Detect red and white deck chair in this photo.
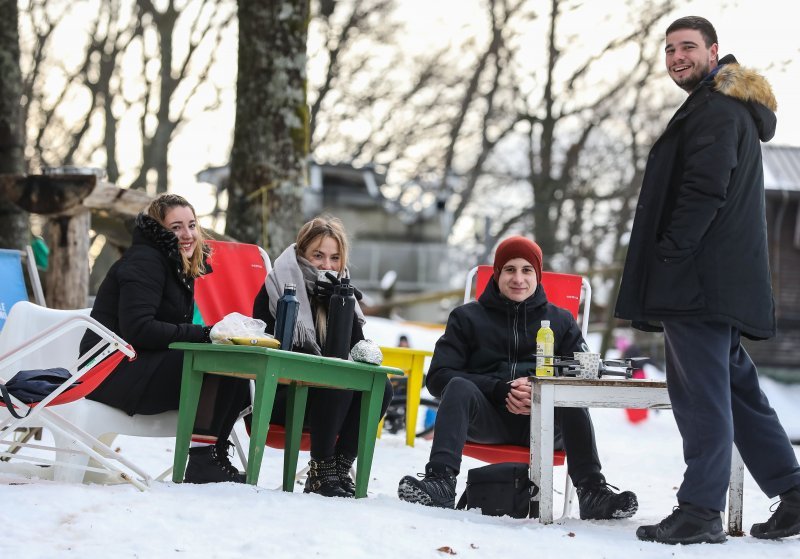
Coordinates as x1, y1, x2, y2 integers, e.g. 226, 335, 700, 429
195, 241, 324, 485
193, 240, 272, 468
462, 265, 592, 519
0, 301, 156, 489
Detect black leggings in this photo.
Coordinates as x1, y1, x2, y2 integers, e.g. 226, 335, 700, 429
102, 350, 251, 442
270, 379, 394, 459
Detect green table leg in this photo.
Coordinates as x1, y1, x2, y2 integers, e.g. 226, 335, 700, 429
246, 373, 279, 485
173, 354, 203, 483
354, 374, 387, 498
283, 383, 308, 491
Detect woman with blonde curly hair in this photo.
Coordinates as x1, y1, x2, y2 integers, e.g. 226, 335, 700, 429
81, 193, 250, 484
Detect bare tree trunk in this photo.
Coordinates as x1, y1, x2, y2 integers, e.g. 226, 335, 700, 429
227, 0, 309, 252
44, 211, 90, 309
0, 0, 29, 250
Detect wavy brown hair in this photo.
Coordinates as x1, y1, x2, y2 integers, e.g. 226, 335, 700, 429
295, 214, 349, 277
146, 193, 207, 277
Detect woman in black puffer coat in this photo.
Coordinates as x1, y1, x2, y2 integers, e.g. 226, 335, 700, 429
81, 193, 250, 484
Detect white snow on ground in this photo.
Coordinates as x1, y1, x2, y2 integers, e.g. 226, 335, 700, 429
3, 317, 800, 558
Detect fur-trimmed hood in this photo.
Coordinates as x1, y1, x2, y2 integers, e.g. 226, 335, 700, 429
135, 213, 182, 263
713, 54, 777, 141
133, 212, 193, 292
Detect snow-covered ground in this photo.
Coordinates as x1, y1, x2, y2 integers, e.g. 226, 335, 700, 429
3, 317, 800, 558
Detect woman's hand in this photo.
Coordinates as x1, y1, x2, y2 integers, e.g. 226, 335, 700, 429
314, 272, 363, 301
314, 271, 340, 301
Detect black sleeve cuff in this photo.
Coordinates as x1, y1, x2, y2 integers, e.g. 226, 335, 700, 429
491, 381, 512, 406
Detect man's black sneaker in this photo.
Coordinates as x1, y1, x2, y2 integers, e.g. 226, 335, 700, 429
576, 477, 638, 520
398, 462, 457, 509
751, 486, 800, 540
184, 444, 246, 484
637, 504, 726, 544
336, 452, 356, 497
304, 457, 352, 498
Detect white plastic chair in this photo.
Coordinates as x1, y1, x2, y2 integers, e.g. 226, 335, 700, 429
0, 302, 178, 488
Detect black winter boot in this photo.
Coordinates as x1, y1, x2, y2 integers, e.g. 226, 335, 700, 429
637, 503, 726, 544
398, 462, 457, 509
184, 444, 246, 484
304, 457, 352, 498
576, 475, 638, 520
336, 452, 356, 497
750, 486, 800, 540
215, 440, 245, 479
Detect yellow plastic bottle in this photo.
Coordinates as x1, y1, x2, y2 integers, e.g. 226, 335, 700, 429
535, 320, 555, 377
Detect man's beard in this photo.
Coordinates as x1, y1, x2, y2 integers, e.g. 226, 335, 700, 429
672, 61, 711, 93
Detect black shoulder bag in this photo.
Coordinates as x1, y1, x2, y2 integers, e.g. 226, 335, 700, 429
456, 462, 539, 518
0, 367, 76, 419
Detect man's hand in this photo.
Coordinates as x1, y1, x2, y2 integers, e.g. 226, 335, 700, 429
505, 377, 532, 415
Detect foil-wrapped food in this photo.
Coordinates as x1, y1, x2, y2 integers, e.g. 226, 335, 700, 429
350, 339, 383, 365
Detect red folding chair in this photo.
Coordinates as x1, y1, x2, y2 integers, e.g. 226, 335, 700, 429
194, 241, 315, 477
462, 265, 593, 519
194, 240, 272, 324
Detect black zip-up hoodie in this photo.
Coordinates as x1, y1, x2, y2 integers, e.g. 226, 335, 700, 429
426, 278, 586, 406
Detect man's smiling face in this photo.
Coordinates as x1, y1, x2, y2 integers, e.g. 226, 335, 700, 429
665, 28, 718, 93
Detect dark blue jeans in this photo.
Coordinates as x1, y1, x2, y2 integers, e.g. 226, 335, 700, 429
663, 320, 800, 511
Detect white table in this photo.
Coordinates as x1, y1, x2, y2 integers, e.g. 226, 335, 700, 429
529, 376, 744, 534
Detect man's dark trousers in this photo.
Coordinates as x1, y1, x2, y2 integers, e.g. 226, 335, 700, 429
428, 376, 601, 484
663, 320, 800, 511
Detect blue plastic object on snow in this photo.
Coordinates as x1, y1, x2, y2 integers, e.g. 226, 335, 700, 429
0, 249, 29, 331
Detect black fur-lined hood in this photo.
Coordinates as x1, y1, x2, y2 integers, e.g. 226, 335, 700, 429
712, 54, 777, 141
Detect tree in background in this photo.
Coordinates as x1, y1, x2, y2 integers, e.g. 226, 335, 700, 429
304, 1, 682, 325
19, 0, 234, 193
0, 0, 29, 250
303, 0, 679, 269
226, 0, 309, 251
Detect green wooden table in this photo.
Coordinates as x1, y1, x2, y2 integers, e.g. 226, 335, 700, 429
169, 343, 401, 497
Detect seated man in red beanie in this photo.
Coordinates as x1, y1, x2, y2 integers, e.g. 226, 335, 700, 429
398, 236, 638, 519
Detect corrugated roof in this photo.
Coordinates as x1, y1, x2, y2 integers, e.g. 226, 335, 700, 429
763, 144, 800, 192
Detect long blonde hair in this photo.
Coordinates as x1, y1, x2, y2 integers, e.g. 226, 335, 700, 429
295, 214, 349, 277
146, 193, 207, 278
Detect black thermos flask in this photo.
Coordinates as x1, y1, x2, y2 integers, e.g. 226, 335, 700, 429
323, 278, 356, 359
274, 283, 300, 351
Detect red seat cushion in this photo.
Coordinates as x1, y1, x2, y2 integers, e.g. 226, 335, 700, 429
463, 442, 566, 466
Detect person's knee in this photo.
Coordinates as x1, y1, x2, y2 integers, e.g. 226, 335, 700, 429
441, 377, 481, 399
440, 377, 484, 415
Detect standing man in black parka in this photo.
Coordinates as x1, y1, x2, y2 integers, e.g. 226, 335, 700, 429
616, 16, 800, 544
398, 236, 638, 521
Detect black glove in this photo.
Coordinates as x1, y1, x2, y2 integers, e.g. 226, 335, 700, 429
201, 325, 214, 344
314, 271, 340, 300
314, 272, 363, 302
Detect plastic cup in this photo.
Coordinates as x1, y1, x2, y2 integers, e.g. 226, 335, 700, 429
574, 352, 601, 379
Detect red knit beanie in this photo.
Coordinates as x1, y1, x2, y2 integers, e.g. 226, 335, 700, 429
493, 236, 543, 282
